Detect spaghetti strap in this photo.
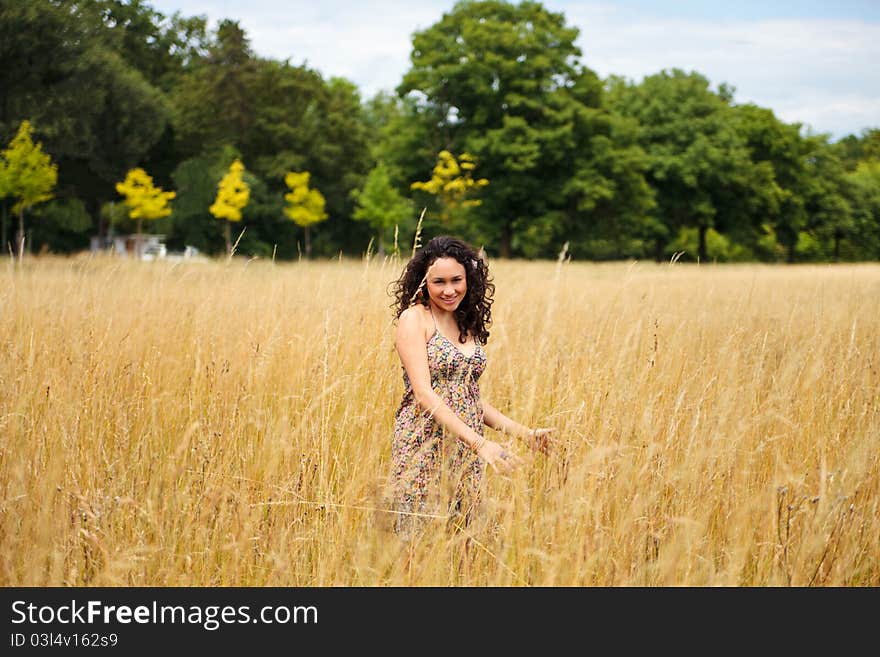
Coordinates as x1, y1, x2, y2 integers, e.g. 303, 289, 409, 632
429, 305, 438, 332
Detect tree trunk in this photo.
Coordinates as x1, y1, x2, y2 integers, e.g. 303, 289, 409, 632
778, 225, 796, 263
305, 226, 311, 258
136, 217, 143, 259
499, 221, 512, 259
654, 237, 665, 262
224, 221, 231, 256
16, 206, 25, 259
698, 224, 708, 263
1, 201, 6, 255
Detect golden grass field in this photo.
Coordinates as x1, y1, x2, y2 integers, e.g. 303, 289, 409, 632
1, 254, 878, 586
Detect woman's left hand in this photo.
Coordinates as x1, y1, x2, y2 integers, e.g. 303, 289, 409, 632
526, 427, 556, 455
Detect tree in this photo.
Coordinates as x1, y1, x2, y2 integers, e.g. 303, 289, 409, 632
89, 0, 209, 92
399, 0, 581, 256
398, 0, 653, 258
0, 120, 58, 257
209, 159, 250, 255
284, 171, 327, 257
559, 76, 656, 260
172, 23, 372, 257
802, 137, 853, 261
607, 70, 779, 261
1, 1, 172, 242
732, 104, 809, 262
172, 20, 257, 157
115, 167, 175, 257
846, 159, 880, 259
31, 197, 93, 253
833, 128, 880, 171
410, 150, 488, 226
351, 162, 413, 254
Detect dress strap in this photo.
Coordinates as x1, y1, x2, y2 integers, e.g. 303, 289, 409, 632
429, 304, 438, 331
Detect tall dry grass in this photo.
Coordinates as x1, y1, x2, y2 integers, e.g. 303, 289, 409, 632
1, 254, 878, 586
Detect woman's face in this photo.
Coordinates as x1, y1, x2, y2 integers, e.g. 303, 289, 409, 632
425, 257, 467, 312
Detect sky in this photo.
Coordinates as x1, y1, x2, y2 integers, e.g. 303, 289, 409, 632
147, 0, 880, 140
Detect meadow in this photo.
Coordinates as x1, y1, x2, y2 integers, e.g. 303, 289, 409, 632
1, 254, 878, 586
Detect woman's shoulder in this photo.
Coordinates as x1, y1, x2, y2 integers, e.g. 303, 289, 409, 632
399, 303, 429, 320
398, 304, 433, 341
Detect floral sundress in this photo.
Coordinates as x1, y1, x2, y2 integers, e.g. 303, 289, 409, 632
390, 310, 487, 538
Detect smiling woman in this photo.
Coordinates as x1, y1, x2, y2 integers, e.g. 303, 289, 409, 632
387, 236, 555, 540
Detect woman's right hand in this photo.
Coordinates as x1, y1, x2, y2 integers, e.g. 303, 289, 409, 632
477, 439, 521, 473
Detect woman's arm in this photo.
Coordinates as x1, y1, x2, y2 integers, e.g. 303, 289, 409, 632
481, 399, 531, 439
482, 399, 556, 454
395, 309, 518, 471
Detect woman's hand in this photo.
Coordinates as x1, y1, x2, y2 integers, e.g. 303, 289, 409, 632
476, 439, 522, 473
525, 427, 556, 455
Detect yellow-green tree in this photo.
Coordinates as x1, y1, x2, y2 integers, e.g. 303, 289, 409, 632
411, 150, 488, 224
284, 171, 327, 258
209, 159, 250, 255
0, 120, 58, 257
115, 167, 176, 258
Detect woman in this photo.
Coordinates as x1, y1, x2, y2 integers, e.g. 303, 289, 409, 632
389, 235, 554, 537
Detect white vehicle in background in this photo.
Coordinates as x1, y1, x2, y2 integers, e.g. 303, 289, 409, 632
166, 245, 205, 262
91, 234, 204, 262
140, 241, 167, 261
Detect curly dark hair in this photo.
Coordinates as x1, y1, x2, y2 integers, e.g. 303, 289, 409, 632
391, 235, 495, 345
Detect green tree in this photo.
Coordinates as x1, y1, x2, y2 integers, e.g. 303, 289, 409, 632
172, 24, 371, 257
209, 159, 250, 255
172, 20, 257, 158
607, 70, 779, 261
846, 159, 880, 259
0, 120, 58, 257
284, 171, 327, 258
169, 152, 226, 253
303, 78, 372, 254
802, 137, 853, 261
115, 167, 175, 257
89, 0, 209, 91
398, 0, 653, 258
31, 197, 93, 253
351, 162, 413, 254
732, 104, 810, 262
833, 128, 880, 171
560, 77, 656, 260
1, 0, 172, 242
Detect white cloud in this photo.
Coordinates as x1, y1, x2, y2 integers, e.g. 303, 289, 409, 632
178, 1, 449, 97
564, 5, 880, 137
150, 0, 880, 138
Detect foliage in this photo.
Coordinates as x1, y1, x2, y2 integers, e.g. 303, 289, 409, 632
0, 119, 58, 255
801, 137, 854, 261
844, 159, 880, 259
30, 197, 93, 253
0, 120, 58, 215
115, 167, 175, 223
398, 0, 655, 258
410, 151, 488, 225
607, 70, 782, 262
209, 159, 250, 222
283, 172, 327, 228
351, 162, 413, 253
1, 0, 878, 262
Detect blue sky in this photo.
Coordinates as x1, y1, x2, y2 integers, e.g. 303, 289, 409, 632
148, 1, 880, 139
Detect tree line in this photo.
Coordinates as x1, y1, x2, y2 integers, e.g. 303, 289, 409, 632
1, 0, 878, 261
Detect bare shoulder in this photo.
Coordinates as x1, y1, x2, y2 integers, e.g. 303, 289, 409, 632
397, 305, 432, 343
